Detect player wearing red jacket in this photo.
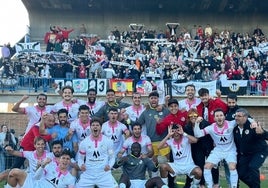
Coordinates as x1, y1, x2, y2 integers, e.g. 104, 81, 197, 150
156, 98, 188, 187
156, 98, 187, 135
196, 88, 227, 124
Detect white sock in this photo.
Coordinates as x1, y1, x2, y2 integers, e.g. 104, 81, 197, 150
161, 177, 168, 185
230, 169, 238, 188
4, 184, 14, 188
161, 185, 169, 188
151, 170, 159, 178
119, 183, 126, 188
204, 169, 213, 188
193, 178, 200, 186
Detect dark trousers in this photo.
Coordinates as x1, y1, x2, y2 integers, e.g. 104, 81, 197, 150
10, 147, 26, 169
4, 155, 15, 169
237, 152, 266, 188
10, 156, 25, 169
168, 151, 175, 187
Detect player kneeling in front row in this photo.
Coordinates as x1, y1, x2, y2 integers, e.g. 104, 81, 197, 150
114, 142, 168, 188
158, 124, 202, 188
7, 149, 75, 188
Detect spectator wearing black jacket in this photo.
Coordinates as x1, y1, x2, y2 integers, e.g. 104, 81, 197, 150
225, 93, 240, 121
234, 108, 268, 188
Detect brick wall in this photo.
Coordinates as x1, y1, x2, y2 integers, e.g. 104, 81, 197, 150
0, 113, 28, 136
247, 107, 268, 124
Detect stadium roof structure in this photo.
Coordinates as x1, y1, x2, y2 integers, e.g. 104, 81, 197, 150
22, 0, 268, 14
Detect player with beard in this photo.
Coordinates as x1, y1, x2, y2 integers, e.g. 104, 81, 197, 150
76, 118, 118, 188
115, 142, 168, 188
178, 84, 201, 111
137, 91, 171, 184
94, 89, 130, 122
118, 122, 153, 158
51, 140, 63, 161
55, 87, 104, 117
39, 109, 77, 152
193, 109, 255, 188
52, 86, 80, 123
12, 93, 53, 134
225, 93, 240, 121
137, 91, 170, 156
76, 88, 105, 116
196, 88, 227, 124
50, 140, 79, 177
102, 107, 130, 156
195, 88, 227, 188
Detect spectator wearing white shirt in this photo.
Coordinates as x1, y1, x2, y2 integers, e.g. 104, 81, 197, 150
40, 64, 50, 92
108, 32, 116, 41
62, 38, 71, 54
104, 64, 117, 78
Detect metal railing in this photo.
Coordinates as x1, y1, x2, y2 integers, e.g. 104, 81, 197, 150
0, 76, 267, 96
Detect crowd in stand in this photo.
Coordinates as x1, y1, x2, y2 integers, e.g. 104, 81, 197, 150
1, 20, 268, 187
0, 85, 267, 188
1, 24, 268, 88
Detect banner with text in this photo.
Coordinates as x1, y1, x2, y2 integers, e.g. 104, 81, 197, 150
171, 80, 217, 96
54, 79, 108, 95
15, 42, 41, 53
